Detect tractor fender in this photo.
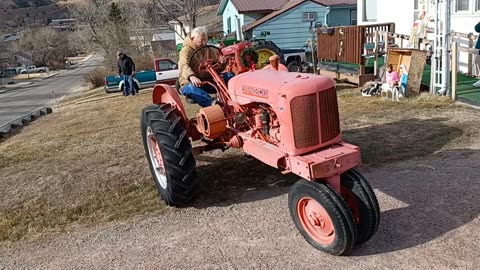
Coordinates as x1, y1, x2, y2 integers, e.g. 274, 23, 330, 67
152, 84, 188, 123
118, 78, 140, 91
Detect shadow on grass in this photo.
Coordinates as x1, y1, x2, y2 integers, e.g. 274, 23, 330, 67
351, 149, 480, 256
342, 118, 463, 167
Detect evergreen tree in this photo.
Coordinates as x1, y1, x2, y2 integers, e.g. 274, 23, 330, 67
108, 2, 125, 24
14, 0, 31, 8
32, 0, 52, 7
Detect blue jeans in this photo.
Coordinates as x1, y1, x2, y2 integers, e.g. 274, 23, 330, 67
181, 72, 234, 107
123, 75, 134, 96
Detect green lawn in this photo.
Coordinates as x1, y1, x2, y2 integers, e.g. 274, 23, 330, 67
422, 64, 480, 105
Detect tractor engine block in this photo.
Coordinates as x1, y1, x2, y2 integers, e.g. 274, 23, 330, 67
233, 104, 281, 146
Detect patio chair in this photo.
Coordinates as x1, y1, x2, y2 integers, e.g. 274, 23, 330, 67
381, 65, 408, 101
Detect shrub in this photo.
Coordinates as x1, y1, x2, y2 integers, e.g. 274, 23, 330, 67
84, 67, 110, 89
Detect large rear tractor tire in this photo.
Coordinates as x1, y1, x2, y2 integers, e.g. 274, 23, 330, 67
289, 180, 357, 256
254, 40, 285, 69
341, 169, 380, 245
141, 104, 198, 206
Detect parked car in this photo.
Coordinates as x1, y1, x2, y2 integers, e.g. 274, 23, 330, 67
1, 68, 17, 76
104, 58, 179, 93
19, 65, 49, 74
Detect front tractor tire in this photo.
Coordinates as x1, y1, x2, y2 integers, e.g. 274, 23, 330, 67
289, 180, 357, 256
341, 169, 380, 245
141, 104, 198, 206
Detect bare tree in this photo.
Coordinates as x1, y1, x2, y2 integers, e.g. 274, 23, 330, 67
0, 42, 12, 73
72, 0, 150, 65
15, 27, 68, 67
73, 0, 117, 53
149, 0, 218, 38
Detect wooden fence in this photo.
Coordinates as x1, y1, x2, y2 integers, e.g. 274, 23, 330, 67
451, 32, 479, 77
316, 23, 395, 65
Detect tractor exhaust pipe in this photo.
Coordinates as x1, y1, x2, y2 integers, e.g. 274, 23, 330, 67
269, 55, 280, 70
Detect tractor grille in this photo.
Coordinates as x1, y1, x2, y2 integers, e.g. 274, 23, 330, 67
291, 94, 319, 148
319, 87, 340, 143
290, 87, 340, 149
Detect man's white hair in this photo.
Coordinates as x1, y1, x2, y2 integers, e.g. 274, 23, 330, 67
191, 26, 207, 38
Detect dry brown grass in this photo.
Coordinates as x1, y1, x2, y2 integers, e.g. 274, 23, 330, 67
1, 83, 480, 243
0, 89, 166, 242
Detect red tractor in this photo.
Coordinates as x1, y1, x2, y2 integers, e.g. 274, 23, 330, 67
140, 42, 380, 256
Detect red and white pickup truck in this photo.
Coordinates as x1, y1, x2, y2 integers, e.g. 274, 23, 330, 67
154, 58, 179, 85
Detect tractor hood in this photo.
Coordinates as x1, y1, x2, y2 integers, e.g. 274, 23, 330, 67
227, 70, 335, 105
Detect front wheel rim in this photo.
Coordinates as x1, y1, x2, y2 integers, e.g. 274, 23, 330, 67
146, 126, 167, 189
297, 197, 335, 246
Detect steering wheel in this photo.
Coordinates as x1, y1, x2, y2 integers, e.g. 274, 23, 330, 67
189, 45, 224, 80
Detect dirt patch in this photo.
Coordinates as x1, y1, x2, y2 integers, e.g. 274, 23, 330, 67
1, 150, 480, 269
1, 83, 480, 244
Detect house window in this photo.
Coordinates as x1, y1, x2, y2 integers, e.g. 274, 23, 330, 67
413, 0, 420, 23
476, 0, 480, 10
227, 17, 231, 34
456, 0, 470, 11
363, 0, 377, 22
302, 12, 316, 22
351, 10, 357, 25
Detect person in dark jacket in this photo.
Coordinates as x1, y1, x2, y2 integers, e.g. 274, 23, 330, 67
117, 51, 136, 96
474, 22, 480, 87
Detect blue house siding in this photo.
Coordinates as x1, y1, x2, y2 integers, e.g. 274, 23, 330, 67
250, 1, 328, 50
328, 7, 356, 26
244, 13, 264, 26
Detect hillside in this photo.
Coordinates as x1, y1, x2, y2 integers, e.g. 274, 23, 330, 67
0, 1, 15, 10
0, 1, 70, 29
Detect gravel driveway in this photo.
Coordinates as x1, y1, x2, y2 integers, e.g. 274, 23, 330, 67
1, 148, 479, 269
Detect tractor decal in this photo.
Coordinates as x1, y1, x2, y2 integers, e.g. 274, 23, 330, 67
241, 85, 269, 98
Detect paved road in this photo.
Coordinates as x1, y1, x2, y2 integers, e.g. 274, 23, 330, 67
0, 55, 103, 130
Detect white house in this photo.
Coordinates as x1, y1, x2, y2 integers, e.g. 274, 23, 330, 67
358, 0, 480, 35
358, 0, 480, 74
216, 0, 288, 39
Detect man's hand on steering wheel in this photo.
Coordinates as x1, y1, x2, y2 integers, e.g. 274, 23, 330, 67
189, 75, 202, 87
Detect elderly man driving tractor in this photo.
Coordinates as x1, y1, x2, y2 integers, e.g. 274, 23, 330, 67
178, 26, 233, 107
